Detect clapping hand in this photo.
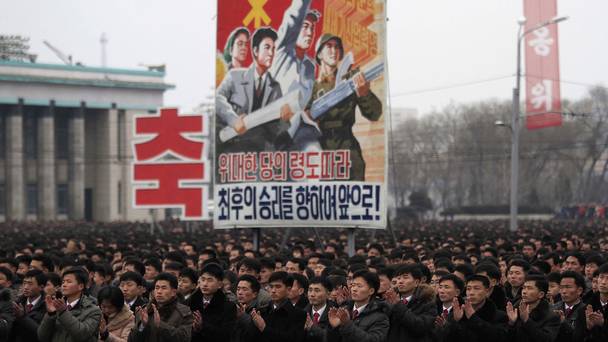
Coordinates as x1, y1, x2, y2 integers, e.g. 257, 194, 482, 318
251, 308, 266, 332
506, 302, 518, 325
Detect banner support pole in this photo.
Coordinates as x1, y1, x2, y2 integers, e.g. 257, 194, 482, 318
347, 228, 356, 257
253, 228, 261, 252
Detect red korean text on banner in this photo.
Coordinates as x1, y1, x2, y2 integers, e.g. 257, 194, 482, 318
132, 108, 209, 220
524, 0, 562, 130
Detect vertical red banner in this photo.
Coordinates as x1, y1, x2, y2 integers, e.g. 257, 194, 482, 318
523, 0, 562, 130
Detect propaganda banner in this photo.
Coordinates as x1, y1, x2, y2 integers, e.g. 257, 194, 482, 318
214, 0, 388, 229
524, 0, 563, 130
131, 108, 210, 220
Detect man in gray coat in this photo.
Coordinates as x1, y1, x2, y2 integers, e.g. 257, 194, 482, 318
37, 267, 102, 342
216, 26, 288, 154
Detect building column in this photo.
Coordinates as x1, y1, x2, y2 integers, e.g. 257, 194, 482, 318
5, 101, 24, 220
68, 103, 85, 220
38, 102, 56, 220
95, 106, 119, 220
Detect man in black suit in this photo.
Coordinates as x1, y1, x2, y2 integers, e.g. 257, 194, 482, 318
11, 269, 47, 342
249, 271, 307, 342
191, 263, 236, 342
304, 277, 335, 342
119, 271, 148, 312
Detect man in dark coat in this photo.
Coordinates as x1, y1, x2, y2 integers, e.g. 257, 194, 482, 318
304, 277, 336, 342
128, 273, 192, 342
475, 262, 507, 311
249, 271, 307, 342
505, 260, 530, 305
326, 270, 389, 342
385, 264, 436, 342
442, 274, 508, 342
507, 275, 560, 342
0, 267, 15, 341
552, 271, 586, 342
233, 275, 262, 342
571, 263, 608, 342
190, 263, 236, 342
11, 269, 47, 342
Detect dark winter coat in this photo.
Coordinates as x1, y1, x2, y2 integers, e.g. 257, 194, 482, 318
386, 285, 437, 342
249, 299, 307, 342
189, 289, 236, 342
552, 300, 585, 342
304, 301, 337, 342
508, 299, 561, 342
127, 297, 192, 342
11, 295, 47, 342
327, 299, 389, 342
0, 288, 15, 341
441, 299, 508, 342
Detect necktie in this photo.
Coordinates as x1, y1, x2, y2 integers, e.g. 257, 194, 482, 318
255, 76, 263, 98
352, 309, 359, 320
66, 304, 72, 311
442, 309, 449, 318
402, 298, 409, 305
565, 307, 573, 317
313, 312, 320, 324
203, 301, 210, 309
26, 304, 33, 313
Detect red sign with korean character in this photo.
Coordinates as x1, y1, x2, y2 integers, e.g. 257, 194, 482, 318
132, 108, 209, 220
524, 0, 563, 130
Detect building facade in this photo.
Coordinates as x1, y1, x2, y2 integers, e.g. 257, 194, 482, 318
0, 60, 173, 221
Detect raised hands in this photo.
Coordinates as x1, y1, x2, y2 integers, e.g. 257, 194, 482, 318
585, 305, 605, 330
192, 310, 203, 332
506, 302, 518, 325
335, 286, 351, 305
328, 307, 342, 328
383, 288, 400, 305
452, 298, 463, 322
251, 308, 266, 332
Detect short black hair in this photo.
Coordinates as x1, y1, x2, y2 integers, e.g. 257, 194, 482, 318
394, 264, 423, 280
377, 267, 395, 280
547, 272, 561, 284
239, 258, 261, 274
508, 259, 531, 273
201, 263, 224, 281
439, 274, 465, 294
466, 274, 490, 289
435, 258, 455, 273
24, 269, 47, 287
565, 252, 585, 266
179, 267, 198, 284
475, 263, 501, 281
251, 27, 278, 57
268, 271, 294, 287
165, 251, 186, 265
97, 286, 125, 310
0, 267, 13, 282
120, 271, 144, 287
559, 271, 586, 292
144, 258, 162, 272
454, 264, 474, 279
32, 254, 54, 272
309, 276, 333, 292
525, 274, 549, 293
237, 274, 261, 294
368, 243, 384, 255
352, 270, 380, 294
155, 272, 178, 289
63, 267, 88, 286
291, 273, 309, 292
46, 272, 61, 287
164, 262, 184, 272
288, 258, 306, 272
327, 275, 347, 289
124, 258, 145, 276
585, 254, 605, 267
598, 263, 608, 276
259, 257, 275, 271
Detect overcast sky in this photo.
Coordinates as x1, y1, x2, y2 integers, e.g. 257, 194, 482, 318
2, 0, 607, 115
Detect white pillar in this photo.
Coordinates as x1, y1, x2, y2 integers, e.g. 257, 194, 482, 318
38, 103, 56, 220
6, 101, 24, 220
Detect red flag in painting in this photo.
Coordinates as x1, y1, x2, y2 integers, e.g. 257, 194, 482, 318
524, 0, 563, 130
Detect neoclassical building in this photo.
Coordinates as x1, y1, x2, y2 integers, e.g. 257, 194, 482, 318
0, 60, 173, 221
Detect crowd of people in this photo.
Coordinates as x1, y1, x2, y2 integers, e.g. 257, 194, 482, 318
0, 219, 607, 342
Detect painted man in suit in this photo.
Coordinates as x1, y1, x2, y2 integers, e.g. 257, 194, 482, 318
216, 27, 291, 154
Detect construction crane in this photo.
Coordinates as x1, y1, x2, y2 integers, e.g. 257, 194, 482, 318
43, 40, 73, 65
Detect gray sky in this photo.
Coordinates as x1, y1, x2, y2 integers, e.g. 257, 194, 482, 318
2, 0, 607, 115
